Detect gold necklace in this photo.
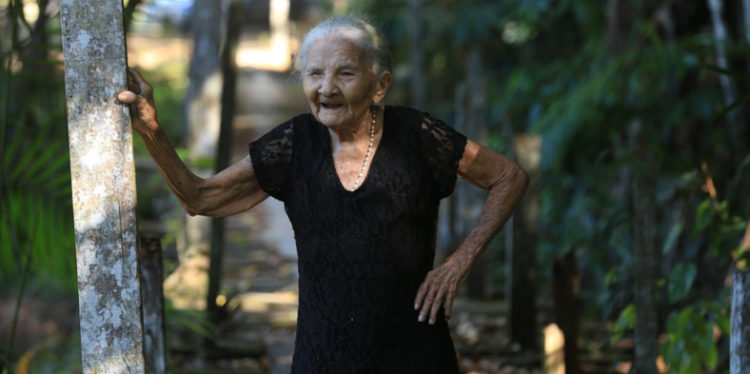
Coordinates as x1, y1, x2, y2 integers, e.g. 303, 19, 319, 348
350, 106, 377, 190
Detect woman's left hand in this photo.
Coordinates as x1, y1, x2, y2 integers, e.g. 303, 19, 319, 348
414, 253, 473, 325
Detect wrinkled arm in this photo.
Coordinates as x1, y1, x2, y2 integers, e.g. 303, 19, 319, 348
414, 139, 528, 324
118, 69, 268, 217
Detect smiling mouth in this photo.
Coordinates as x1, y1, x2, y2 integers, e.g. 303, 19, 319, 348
321, 103, 343, 109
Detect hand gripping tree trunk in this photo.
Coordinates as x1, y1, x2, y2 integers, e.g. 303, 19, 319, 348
60, 1, 146, 372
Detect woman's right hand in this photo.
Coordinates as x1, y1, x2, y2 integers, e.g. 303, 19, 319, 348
117, 68, 160, 135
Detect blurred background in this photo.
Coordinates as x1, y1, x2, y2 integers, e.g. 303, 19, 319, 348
2, 0, 750, 373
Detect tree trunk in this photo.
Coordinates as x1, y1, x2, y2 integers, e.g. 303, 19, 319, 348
730, 222, 750, 374
454, 49, 490, 299
707, 0, 746, 155
60, 0, 146, 372
631, 119, 659, 374
182, 0, 224, 262
553, 249, 580, 374
207, 0, 242, 329
509, 134, 541, 351
608, 1, 661, 370
140, 237, 167, 374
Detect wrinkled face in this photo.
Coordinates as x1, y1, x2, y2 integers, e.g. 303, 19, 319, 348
302, 36, 387, 130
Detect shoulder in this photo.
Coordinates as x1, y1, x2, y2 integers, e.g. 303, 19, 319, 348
385, 105, 427, 127
384, 105, 455, 132
253, 112, 316, 143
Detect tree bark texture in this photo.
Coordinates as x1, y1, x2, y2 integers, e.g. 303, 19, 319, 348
731, 271, 750, 374
140, 237, 167, 374
60, 1, 145, 372
731, 222, 750, 374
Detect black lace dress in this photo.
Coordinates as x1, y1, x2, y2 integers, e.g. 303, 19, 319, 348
249, 105, 467, 374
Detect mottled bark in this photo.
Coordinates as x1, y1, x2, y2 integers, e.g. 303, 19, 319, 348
731, 271, 750, 374
60, 0, 145, 372
730, 223, 750, 374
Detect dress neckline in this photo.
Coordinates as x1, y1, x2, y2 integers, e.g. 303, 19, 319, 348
322, 106, 388, 194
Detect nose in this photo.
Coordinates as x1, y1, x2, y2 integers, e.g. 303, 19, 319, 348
319, 74, 339, 96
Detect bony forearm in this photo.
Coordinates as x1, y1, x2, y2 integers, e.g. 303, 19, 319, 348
139, 127, 208, 213
456, 166, 528, 261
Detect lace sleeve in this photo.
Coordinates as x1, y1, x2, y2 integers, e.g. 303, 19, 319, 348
418, 112, 467, 198
248, 120, 294, 201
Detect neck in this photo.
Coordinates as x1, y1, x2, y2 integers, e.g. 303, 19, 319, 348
328, 106, 378, 144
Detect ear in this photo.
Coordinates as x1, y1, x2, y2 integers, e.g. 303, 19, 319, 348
371, 71, 392, 104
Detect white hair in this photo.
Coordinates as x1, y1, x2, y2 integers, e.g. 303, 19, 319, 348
294, 15, 392, 77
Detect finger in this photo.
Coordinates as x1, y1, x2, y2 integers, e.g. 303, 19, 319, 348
128, 68, 153, 97
428, 287, 447, 325
444, 286, 456, 320
126, 69, 140, 94
117, 90, 139, 103
414, 279, 429, 310
418, 284, 439, 322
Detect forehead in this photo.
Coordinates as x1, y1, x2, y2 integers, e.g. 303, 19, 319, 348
305, 36, 371, 69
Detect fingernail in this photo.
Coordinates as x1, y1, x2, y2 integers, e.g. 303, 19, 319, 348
117, 92, 132, 101
429, 318, 434, 325
418, 315, 424, 322
414, 304, 418, 310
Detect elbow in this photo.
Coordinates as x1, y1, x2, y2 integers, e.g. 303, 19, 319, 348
181, 198, 227, 218
492, 163, 528, 200
176, 182, 223, 217
178, 196, 215, 217
180, 200, 203, 217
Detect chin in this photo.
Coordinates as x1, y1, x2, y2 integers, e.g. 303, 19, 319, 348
315, 113, 352, 129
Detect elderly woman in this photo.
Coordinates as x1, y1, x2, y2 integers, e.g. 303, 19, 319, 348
119, 15, 527, 374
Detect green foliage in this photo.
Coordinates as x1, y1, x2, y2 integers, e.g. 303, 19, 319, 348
6, 333, 82, 374
1, 9, 76, 289
352, 0, 750, 367
667, 263, 696, 303
609, 302, 635, 346
166, 305, 218, 340
661, 300, 729, 374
